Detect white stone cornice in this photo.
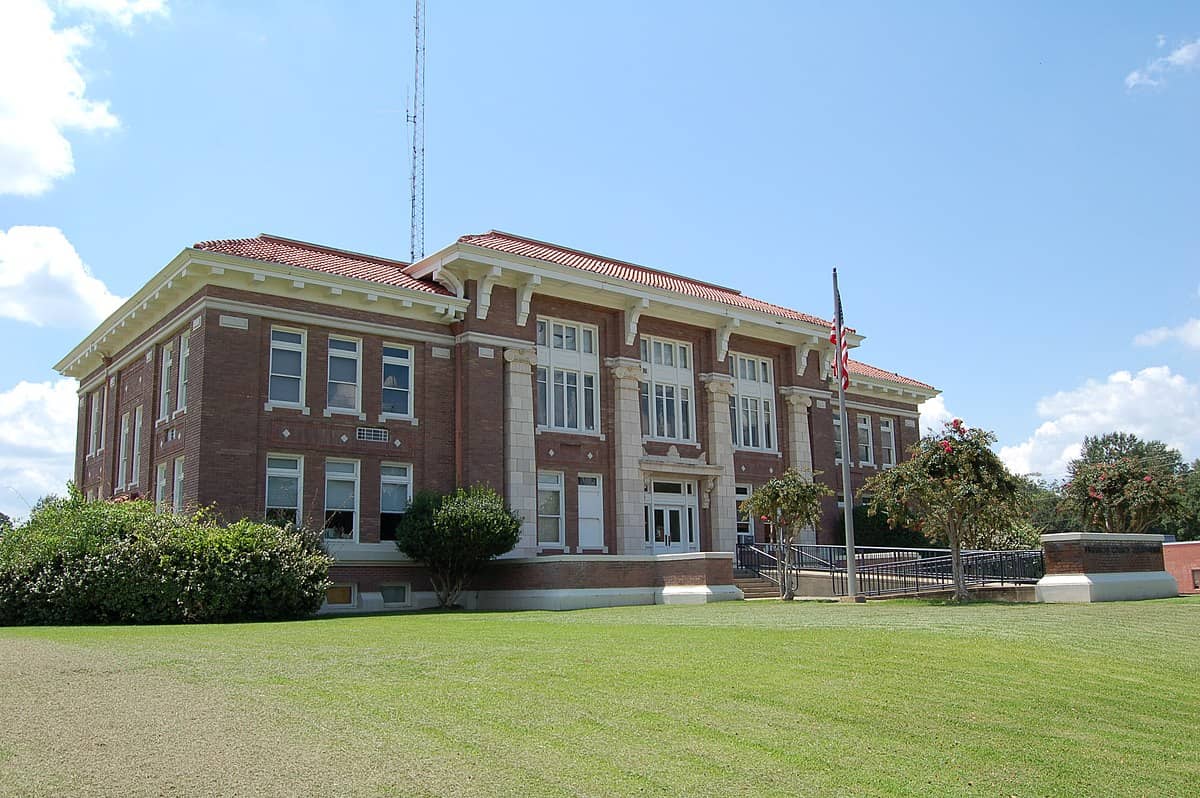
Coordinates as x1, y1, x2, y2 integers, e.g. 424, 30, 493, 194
625, 297, 649, 346
515, 274, 541, 327
779, 390, 812, 409
475, 265, 503, 320
503, 347, 537, 369
716, 318, 740, 362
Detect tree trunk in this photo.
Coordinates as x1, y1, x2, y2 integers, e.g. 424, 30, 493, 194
948, 524, 969, 602
781, 527, 795, 601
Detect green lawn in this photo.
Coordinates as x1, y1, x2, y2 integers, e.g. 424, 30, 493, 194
1, 598, 1197, 797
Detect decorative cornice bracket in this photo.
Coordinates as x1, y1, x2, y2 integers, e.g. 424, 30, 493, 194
515, 274, 541, 327
475, 265, 503, 320
716, 318, 740, 362
625, 297, 650, 346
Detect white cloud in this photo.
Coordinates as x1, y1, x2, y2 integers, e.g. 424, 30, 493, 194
1125, 37, 1200, 89
999, 366, 1200, 478
0, 378, 78, 522
0, 0, 164, 196
0, 225, 124, 327
59, 0, 167, 28
919, 395, 953, 435
1134, 318, 1200, 349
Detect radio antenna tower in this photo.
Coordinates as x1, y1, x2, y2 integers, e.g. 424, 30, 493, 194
408, 0, 426, 263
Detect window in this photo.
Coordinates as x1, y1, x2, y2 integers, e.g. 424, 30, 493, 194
325, 584, 356, 608
381, 344, 413, 417
326, 336, 361, 413
88, 390, 104, 454
130, 406, 142, 486
880, 418, 896, 467
265, 455, 303, 526
1193, 569, 1199, 590
537, 471, 564, 546
380, 584, 410, 607
268, 327, 305, 406
577, 474, 604, 550
857, 415, 873, 465
324, 459, 359, 540
176, 331, 190, 412
155, 463, 168, 510
380, 463, 411, 541
639, 336, 694, 440
117, 413, 130, 488
158, 344, 172, 420
172, 456, 185, 513
535, 318, 599, 433
735, 485, 754, 546
833, 412, 844, 462
729, 354, 775, 450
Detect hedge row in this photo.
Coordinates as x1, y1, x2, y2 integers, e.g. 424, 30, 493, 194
0, 492, 332, 625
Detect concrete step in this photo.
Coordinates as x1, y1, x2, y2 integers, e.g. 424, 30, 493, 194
734, 577, 780, 599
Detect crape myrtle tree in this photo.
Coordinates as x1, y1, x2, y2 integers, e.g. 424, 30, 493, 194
394, 485, 521, 608
863, 419, 1029, 602
740, 468, 832, 600
1059, 433, 1184, 535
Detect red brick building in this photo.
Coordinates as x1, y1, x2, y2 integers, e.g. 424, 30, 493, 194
57, 231, 937, 610
1163, 541, 1200, 595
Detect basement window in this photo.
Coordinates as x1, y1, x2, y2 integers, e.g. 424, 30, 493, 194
325, 584, 356, 608
380, 584, 410, 607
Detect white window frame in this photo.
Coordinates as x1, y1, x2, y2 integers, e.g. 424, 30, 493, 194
833, 411, 844, 464
535, 317, 600, 435
323, 458, 360, 541
729, 353, 777, 452
880, 418, 896, 468
88, 390, 104, 455
380, 343, 415, 419
379, 583, 412, 608
265, 454, 304, 526
379, 462, 412, 541
155, 463, 168, 511
130, 406, 142, 487
536, 471, 565, 548
117, 412, 130, 489
157, 344, 172, 422
638, 335, 696, 442
175, 331, 190, 414
735, 484, 755, 545
172, 455, 185, 513
324, 583, 358, 609
325, 335, 362, 416
267, 326, 307, 409
857, 414, 874, 467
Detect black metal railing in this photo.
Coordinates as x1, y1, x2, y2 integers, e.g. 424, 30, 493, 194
736, 543, 1044, 598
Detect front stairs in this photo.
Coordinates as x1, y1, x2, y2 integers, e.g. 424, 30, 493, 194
733, 569, 779, 600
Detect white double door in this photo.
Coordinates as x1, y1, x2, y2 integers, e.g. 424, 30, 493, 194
645, 480, 699, 553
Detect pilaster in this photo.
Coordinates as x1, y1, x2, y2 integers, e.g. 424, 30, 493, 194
699, 372, 737, 553
503, 347, 538, 557
606, 357, 646, 554
780, 387, 817, 544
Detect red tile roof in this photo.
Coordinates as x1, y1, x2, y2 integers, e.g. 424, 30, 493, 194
456, 230, 839, 330
847, 358, 935, 391
192, 234, 449, 295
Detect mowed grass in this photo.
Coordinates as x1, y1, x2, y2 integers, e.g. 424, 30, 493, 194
1, 598, 1197, 797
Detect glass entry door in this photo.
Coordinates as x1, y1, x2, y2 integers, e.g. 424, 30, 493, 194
645, 481, 698, 553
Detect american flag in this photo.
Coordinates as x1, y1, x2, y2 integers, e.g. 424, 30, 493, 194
830, 271, 850, 391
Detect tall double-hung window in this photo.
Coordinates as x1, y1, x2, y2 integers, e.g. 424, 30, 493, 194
728, 354, 775, 450
323, 459, 359, 540
268, 327, 306, 406
265, 455, 303, 526
176, 331, 190, 412
88, 390, 104, 454
118, 412, 130, 488
381, 344, 413, 417
535, 318, 599, 433
327, 336, 361, 413
639, 337, 694, 441
157, 344, 172, 420
857, 415, 874, 466
880, 418, 896, 467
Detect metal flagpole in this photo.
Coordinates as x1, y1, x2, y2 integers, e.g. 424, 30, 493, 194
833, 268, 860, 601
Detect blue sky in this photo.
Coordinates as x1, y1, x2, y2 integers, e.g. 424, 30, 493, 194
1, 0, 1198, 519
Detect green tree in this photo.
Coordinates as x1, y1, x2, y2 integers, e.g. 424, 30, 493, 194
740, 468, 833, 600
863, 419, 1029, 602
835, 504, 930, 548
394, 486, 521, 608
1059, 433, 1183, 535
1166, 460, 1200, 541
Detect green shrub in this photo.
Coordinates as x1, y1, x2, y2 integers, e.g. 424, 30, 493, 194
395, 485, 520, 607
0, 490, 332, 625
835, 504, 931, 548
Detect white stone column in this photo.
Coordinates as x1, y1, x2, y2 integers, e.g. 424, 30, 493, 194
606, 357, 647, 554
504, 347, 538, 557
779, 387, 817, 544
700, 372, 737, 553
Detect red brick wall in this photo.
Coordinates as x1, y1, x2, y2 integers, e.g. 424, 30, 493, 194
1163, 542, 1200, 594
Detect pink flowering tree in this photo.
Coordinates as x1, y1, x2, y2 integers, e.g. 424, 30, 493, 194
741, 469, 832, 600
862, 419, 1028, 601
1059, 433, 1183, 534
